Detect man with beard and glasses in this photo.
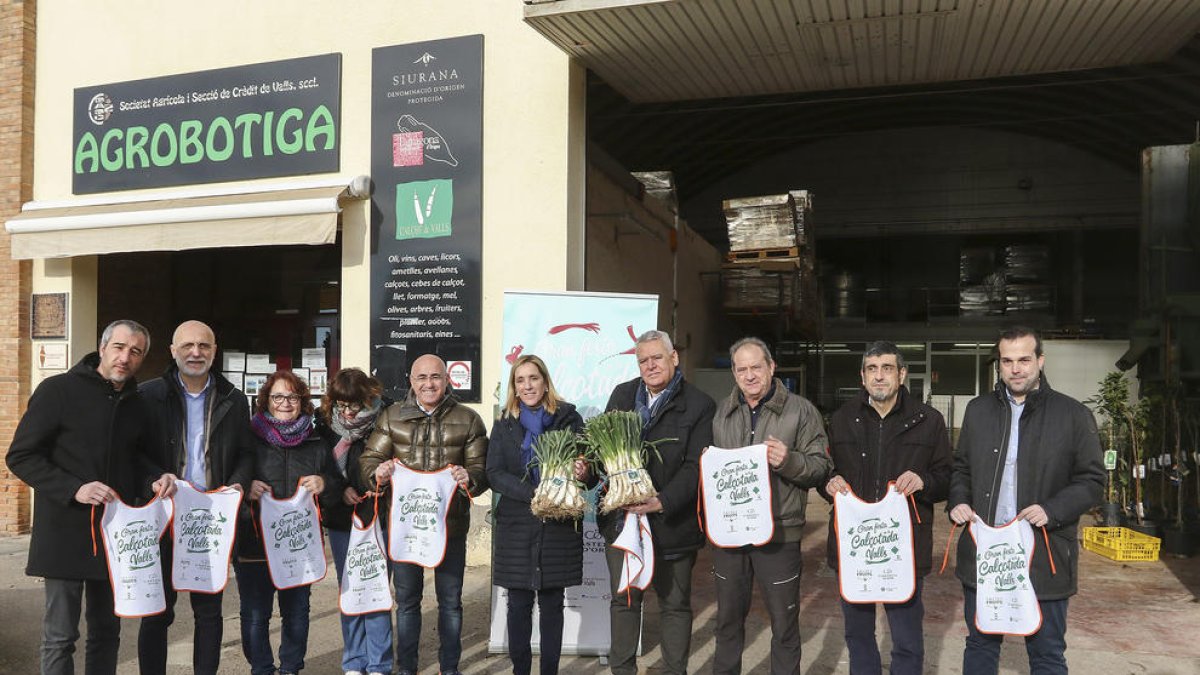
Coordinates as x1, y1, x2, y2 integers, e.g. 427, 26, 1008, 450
825, 340, 952, 675
948, 327, 1103, 675
137, 320, 255, 675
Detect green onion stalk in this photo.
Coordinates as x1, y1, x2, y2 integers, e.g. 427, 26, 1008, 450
529, 429, 587, 520
583, 411, 659, 514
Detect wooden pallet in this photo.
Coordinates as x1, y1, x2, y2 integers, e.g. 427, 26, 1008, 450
727, 246, 800, 262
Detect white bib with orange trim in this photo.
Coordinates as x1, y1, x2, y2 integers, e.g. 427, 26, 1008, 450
171, 481, 242, 593
700, 444, 775, 548
340, 513, 393, 616
834, 486, 916, 603
971, 516, 1041, 636
100, 496, 173, 617
388, 464, 458, 568
612, 511, 654, 594
259, 486, 326, 589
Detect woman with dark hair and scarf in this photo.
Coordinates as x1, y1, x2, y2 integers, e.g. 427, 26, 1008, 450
318, 368, 393, 675
235, 370, 341, 675
486, 354, 587, 675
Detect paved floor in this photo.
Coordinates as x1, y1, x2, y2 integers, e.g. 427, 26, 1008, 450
1, 494, 1197, 674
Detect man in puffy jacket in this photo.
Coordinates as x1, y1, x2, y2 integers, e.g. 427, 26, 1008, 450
711, 337, 830, 675
137, 320, 255, 675
7, 320, 174, 675
360, 353, 488, 675
825, 340, 952, 675
600, 330, 716, 675
949, 326, 1104, 675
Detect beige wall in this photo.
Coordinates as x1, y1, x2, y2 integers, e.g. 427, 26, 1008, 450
585, 161, 723, 376
28, 1, 585, 415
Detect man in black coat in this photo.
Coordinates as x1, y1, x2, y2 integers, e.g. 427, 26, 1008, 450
137, 320, 255, 675
949, 326, 1104, 675
6, 320, 175, 675
825, 340, 952, 675
601, 330, 716, 675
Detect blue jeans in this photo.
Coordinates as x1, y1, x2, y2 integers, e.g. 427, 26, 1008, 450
234, 561, 312, 675
963, 586, 1069, 675
329, 528, 394, 674
841, 577, 925, 675
392, 533, 466, 674
41, 577, 120, 675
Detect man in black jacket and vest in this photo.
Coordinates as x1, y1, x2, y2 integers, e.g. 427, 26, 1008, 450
601, 330, 716, 675
825, 340, 952, 675
7, 320, 175, 675
137, 320, 255, 675
949, 326, 1104, 675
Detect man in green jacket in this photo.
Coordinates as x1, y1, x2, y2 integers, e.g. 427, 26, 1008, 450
710, 337, 832, 675
360, 353, 488, 675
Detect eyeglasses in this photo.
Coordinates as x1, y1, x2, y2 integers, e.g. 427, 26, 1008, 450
269, 393, 302, 404
334, 401, 364, 414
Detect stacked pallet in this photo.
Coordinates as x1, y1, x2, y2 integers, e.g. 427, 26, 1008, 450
958, 244, 1052, 317
720, 191, 821, 337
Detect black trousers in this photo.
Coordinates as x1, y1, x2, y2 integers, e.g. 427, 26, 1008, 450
137, 540, 225, 675
711, 541, 803, 675
506, 587, 566, 675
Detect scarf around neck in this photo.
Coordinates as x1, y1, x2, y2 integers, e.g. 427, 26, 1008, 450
634, 368, 683, 431
252, 411, 313, 448
519, 403, 555, 484
329, 399, 383, 475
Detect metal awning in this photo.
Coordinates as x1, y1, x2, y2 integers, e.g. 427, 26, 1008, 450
5, 178, 369, 259
524, 0, 1200, 103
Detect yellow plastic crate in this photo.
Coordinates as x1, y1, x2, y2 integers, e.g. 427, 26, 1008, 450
1082, 526, 1161, 562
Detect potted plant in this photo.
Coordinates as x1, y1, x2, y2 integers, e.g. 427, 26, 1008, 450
1087, 372, 1132, 527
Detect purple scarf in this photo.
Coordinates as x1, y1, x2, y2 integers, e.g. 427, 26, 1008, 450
252, 411, 313, 448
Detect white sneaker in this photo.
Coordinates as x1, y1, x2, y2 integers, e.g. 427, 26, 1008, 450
345, 671, 364, 675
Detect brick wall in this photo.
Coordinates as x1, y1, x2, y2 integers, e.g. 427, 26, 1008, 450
0, 0, 35, 535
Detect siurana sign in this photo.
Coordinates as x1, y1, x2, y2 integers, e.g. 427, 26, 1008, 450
72, 54, 341, 194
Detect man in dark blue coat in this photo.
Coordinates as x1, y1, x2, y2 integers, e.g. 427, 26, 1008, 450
949, 326, 1104, 675
601, 330, 716, 675
7, 320, 175, 675
137, 320, 254, 675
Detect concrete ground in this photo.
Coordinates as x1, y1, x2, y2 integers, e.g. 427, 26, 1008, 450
1, 493, 1197, 674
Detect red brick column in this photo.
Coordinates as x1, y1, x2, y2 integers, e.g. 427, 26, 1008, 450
0, 0, 35, 535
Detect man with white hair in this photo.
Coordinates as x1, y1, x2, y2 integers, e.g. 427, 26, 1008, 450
600, 330, 716, 675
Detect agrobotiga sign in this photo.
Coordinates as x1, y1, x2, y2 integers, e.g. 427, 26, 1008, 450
72, 54, 341, 194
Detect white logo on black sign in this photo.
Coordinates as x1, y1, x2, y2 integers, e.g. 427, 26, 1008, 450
414, 53, 437, 67
88, 93, 113, 126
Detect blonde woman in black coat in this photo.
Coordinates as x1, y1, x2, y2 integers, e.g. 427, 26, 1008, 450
486, 355, 586, 675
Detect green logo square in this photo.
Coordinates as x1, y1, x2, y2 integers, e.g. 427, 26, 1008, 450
396, 179, 453, 240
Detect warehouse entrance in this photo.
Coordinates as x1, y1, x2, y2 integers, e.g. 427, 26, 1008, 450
96, 243, 341, 406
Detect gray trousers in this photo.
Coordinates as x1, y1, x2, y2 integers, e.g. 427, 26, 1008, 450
41, 577, 120, 675
711, 541, 803, 675
605, 546, 696, 675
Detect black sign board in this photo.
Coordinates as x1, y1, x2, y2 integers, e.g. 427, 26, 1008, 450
370, 36, 484, 403
73, 54, 341, 194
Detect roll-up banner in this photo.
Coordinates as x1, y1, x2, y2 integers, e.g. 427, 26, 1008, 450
488, 289, 658, 656
370, 35, 484, 403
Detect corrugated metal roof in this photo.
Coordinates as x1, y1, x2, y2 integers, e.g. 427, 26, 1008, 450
525, 0, 1200, 102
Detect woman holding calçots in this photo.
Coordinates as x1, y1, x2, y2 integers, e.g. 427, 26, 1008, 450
235, 370, 341, 675
317, 368, 394, 675
486, 355, 587, 675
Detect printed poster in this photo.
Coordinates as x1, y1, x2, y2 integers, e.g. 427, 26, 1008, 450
488, 290, 658, 656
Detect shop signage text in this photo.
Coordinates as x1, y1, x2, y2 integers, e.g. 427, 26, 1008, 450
73, 54, 341, 194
